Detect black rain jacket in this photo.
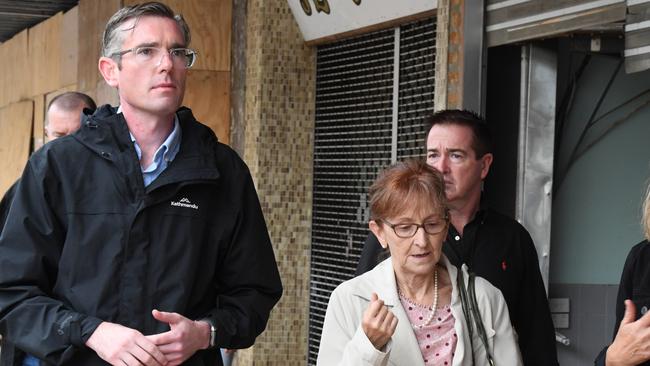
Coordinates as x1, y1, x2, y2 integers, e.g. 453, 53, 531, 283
0, 105, 283, 365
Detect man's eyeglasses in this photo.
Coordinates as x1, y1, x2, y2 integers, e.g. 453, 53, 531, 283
381, 218, 448, 238
111, 46, 197, 69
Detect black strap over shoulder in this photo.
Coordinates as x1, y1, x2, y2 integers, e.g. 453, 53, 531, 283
457, 269, 495, 366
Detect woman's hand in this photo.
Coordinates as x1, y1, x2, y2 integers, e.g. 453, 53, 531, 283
361, 292, 398, 350
607, 300, 650, 366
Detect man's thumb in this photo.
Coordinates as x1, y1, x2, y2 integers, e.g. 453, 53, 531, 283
621, 299, 637, 325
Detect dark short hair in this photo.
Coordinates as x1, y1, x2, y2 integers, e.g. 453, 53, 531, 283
426, 109, 493, 158
46, 92, 96, 128
47, 92, 96, 113
102, 2, 191, 59
369, 159, 447, 221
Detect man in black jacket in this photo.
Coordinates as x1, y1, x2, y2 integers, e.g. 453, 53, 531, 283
0, 3, 282, 366
0, 92, 96, 366
356, 109, 558, 365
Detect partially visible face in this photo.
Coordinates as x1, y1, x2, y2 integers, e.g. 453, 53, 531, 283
426, 124, 492, 207
370, 205, 448, 279
45, 104, 86, 142
103, 16, 187, 118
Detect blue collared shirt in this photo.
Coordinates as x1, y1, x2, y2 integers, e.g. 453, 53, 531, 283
130, 118, 181, 187
117, 106, 182, 187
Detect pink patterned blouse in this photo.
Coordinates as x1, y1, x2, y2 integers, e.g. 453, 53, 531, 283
399, 297, 458, 365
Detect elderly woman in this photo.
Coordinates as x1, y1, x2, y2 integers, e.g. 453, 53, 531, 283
595, 183, 650, 366
317, 160, 521, 366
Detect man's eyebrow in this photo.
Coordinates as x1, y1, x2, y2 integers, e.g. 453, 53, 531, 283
133, 42, 159, 48
426, 147, 466, 153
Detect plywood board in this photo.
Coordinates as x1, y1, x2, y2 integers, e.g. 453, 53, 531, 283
30, 12, 63, 96
33, 94, 45, 152
0, 39, 6, 107
95, 79, 119, 107
60, 6, 79, 87
0, 101, 34, 196
185, 70, 230, 144
78, 0, 121, 91
124, 0, 232, 71
1, 30, 31, 107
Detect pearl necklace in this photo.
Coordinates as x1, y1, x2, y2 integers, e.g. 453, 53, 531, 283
398, 268, 438, 330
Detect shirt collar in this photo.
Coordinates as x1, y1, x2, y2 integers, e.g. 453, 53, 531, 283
117, 106, 182, 165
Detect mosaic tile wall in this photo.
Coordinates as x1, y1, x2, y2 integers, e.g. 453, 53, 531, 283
447, 0, 464, 109
235, 0, 316, 364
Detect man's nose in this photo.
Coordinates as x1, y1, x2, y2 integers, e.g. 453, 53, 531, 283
432, 157, 449, 173
156, 50, 174, 69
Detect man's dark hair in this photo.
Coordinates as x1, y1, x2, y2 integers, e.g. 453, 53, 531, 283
426, 109, 493, 158
102, 2, 191, 60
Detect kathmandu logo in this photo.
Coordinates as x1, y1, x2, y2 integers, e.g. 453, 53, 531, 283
171, 197, 199, 210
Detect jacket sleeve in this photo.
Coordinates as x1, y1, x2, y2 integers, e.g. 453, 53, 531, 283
0, 159, 103, 364
488, 284, 523, 366
513, 227, 559, 366
316, 286, 391, 366
594, 242, 641, 366
355, 233, 385, 276
206, 161, 283, 349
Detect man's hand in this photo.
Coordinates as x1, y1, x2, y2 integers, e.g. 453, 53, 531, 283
86, 321, 168, 366
361, 292, 398, 351
146, 309, 211, 366
607, 300, 650, 366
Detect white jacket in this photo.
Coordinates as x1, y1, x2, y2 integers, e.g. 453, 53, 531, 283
316, 256, 523, 366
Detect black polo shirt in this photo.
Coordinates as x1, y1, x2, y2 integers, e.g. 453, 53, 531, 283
356, 208, 558, 366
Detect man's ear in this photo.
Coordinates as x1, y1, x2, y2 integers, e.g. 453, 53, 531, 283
480, 153, 493, 180
98, 56, 119, 88
369, 220, 388, 249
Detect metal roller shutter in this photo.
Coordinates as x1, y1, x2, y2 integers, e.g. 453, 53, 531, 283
308, 16, 436, 364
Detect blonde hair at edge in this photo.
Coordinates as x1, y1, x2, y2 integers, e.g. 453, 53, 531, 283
644, 182, 650, 240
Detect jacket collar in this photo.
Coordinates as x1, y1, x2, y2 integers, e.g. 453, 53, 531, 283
350, 255, 462, 366
73, 105, 221, 191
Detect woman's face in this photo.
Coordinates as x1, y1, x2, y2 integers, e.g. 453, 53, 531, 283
370, 205, 448, 279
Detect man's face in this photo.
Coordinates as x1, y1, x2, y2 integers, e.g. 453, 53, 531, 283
426, 124, 493, 207
45, 104, 86, 142
103, 16, 187, 117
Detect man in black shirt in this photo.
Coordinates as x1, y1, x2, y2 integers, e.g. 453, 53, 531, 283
356, 109, 558, 365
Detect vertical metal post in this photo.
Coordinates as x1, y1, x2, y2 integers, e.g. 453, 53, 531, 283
516, 43, 557, 290
462, 0, 486, 113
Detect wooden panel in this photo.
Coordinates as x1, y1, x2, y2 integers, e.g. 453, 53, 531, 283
0, 101, 33, 196
1, 30, 31, 107
30, 12, 63, 96
0, 39, 6, 107
95, 79, 120, 107
184, 70, 230, 144
33, 95, 45, 152
124, 0, 232, 71
60, 6, 80, 87
78, 0, 122, 92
